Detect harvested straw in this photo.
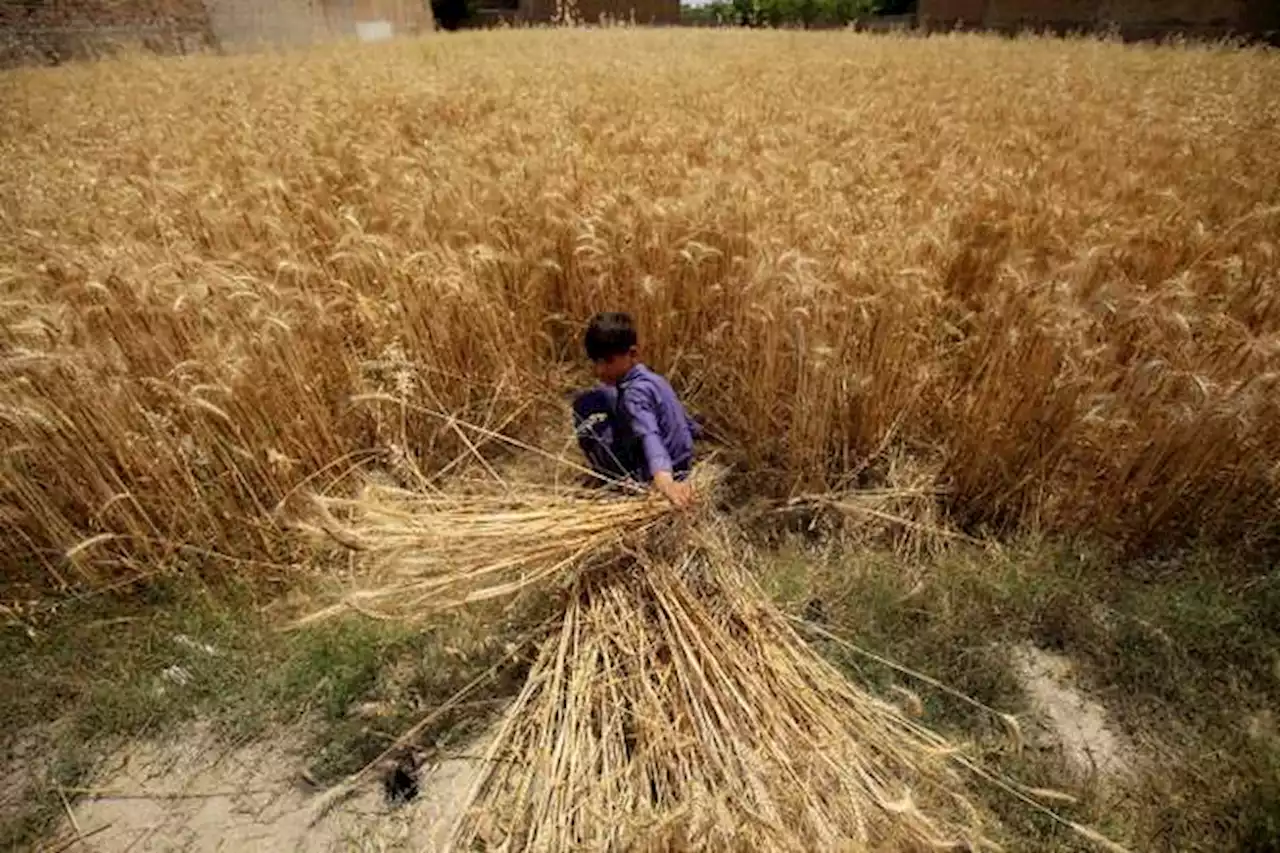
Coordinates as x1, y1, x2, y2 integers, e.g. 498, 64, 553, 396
294, 466, 719, 626
302, 463, 1123, 852
302, 468, 990, 851
447, 528, 990, 852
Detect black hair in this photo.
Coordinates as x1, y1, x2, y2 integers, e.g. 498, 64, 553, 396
584, 312, 637, 361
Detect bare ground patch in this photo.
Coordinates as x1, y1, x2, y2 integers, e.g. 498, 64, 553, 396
1, 731, 47, 831
1010, 644, 1133, 783
44, 724, 484, 853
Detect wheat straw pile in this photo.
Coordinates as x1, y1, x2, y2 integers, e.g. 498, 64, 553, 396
451, 544, 993, 851
306, 466, 1005, 852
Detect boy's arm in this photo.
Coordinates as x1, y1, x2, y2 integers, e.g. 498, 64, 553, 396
622, 391, 694, 509
621, 391, 673, 479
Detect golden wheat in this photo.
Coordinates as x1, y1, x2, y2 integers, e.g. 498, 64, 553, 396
2, 30, 1279, 587
302, 472, 1007, 851
300, 470, 1133, 851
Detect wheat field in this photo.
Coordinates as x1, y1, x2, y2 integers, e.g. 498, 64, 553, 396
2, 30, 1279, 589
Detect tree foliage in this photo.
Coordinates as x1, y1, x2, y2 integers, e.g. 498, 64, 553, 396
687, 0, 881, 27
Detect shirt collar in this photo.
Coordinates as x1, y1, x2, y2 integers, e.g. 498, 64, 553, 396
619, 363, 646, 389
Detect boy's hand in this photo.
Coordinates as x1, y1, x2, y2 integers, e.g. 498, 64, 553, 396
653, 471, 695, 510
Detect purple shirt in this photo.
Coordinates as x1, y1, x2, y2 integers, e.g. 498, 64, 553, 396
617, 364, 699, 479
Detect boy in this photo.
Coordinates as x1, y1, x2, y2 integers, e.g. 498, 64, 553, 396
573, 312, 700, 508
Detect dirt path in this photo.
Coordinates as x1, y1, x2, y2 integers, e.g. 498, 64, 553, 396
35, 647, 1133, 851
48, 724, 481, 853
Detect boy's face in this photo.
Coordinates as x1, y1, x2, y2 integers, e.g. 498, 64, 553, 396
593, 349, 637, 385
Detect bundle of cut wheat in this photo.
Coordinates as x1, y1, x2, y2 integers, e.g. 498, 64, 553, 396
295, 466, 719, 625
302, 464, 1122, 852
446, 530, 989, 852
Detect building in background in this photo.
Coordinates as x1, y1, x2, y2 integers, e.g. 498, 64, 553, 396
1, 0, 433, 65
519, 0, 678, 24
205, 0, 432, 45
1, 0, 213, 59
470, 0, 678, 26
917, 0, 1279, 40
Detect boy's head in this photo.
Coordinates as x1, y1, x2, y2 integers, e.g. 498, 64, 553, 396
584, 311, 638, 385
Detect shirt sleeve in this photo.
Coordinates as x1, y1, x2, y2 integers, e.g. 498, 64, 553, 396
686, 411, 704, 440
621, 386, 673, 478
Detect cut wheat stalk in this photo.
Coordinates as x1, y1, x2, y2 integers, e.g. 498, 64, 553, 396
292, 466, 718, 627
444, 536, 990, 852
298, 462, 1125, 852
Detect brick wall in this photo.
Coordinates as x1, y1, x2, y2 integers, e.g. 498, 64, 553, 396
919, 0, 1259, 30
2, 0, 433, 64
918, 0, 985, 25
0, 0, 210, 29
204, 0, 431, 46
1, 0, 215, 63
984, 0, 1244, 26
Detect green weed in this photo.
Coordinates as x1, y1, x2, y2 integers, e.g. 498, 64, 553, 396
761, 537, 1280, 852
